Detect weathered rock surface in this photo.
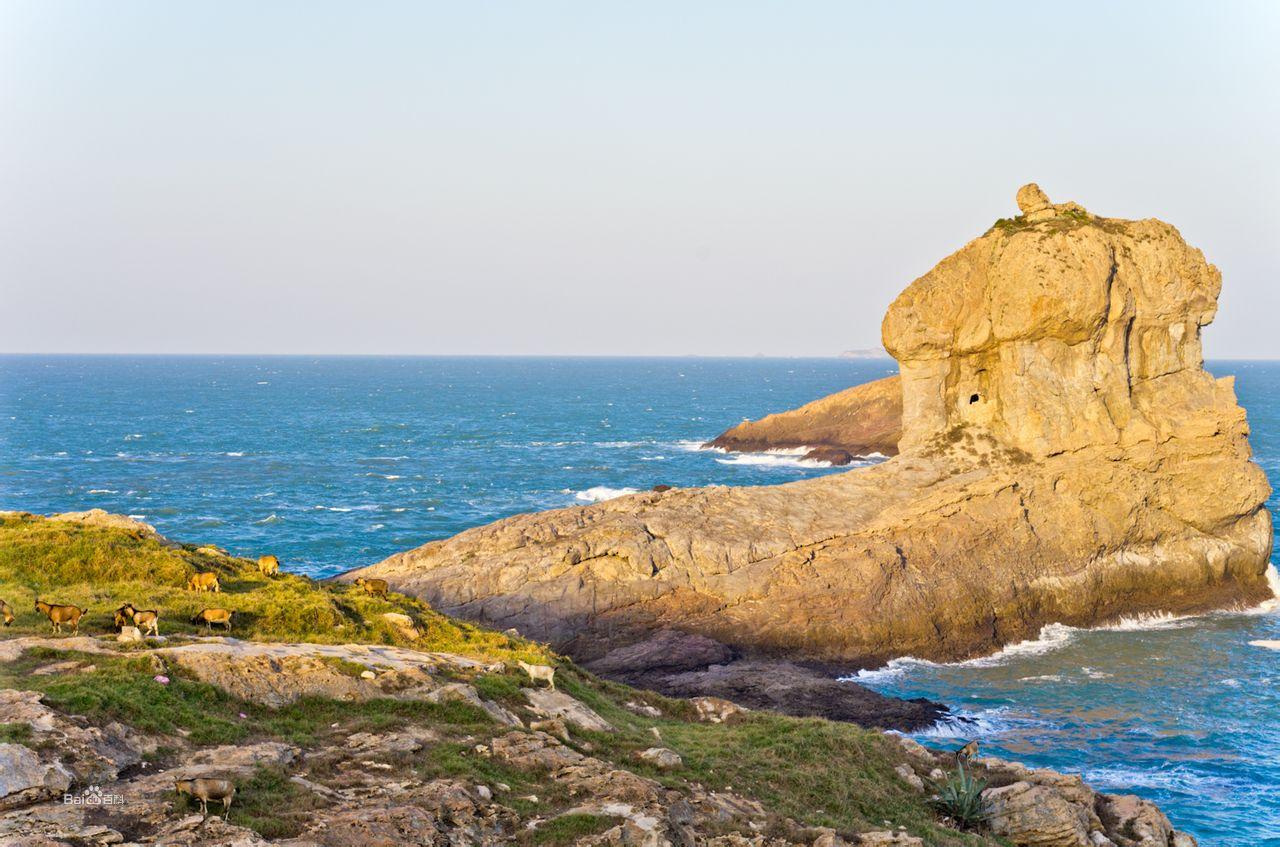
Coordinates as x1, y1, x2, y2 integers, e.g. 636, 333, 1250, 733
705, 374, 902, 463
585, 629, 944, 730
348, 186, 1274, 672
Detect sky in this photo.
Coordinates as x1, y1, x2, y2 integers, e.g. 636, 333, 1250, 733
1, 1, 1277, 357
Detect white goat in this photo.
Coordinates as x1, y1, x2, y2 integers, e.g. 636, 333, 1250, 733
516, 660, 556, 690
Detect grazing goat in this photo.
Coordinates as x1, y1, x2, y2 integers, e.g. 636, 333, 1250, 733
0, 598, 13, 627
192, 608, 233, 633
516, 660, 556, 690
174, 777, 236, 819
113, 605, 132, 630
35, 599, 87, 635
119, 603, 160, 636
257, 555, 280, 576
187, 572, 220, 593
955, 739, 979, 763
353, 577, 389, 598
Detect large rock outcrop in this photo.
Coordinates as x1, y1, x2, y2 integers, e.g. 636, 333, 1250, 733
705, 374, 903, 464
347, 185, 1273, 668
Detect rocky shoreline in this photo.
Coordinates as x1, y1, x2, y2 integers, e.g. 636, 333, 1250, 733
347, 184, 1273, 678
703, 374, 902, 465
0, 510, 1206, 845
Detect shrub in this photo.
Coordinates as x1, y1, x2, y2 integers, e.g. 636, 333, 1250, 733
929, 762, 991, 830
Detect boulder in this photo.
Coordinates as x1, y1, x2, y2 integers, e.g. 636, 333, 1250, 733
345, 185, 1273, 672
983, 780, 1092, 847
690, 696, 746, 724
381, 611, 419, 640
0, 744, 72, 811
635, 747, 683, 770
1095, 794, 1176, 847
524, 689, 614, 732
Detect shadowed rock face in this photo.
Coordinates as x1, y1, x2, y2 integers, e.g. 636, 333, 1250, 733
347, 185, 1273, 669
705, 374, 903, 463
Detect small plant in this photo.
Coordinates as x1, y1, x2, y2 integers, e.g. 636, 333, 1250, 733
929, 762, 991, 830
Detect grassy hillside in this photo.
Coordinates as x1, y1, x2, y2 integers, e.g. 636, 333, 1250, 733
0, 511, 546, 662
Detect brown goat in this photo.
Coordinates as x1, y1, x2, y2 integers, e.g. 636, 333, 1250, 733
174, 777, 236, 819
113, 605, 132, 630
192, 608, 233, 633
118, 603, 160, 636
257, 555, 280, 576
35, 599, 87, 635
0, 598, 13, 627
187, 572, 220, 593
353, 577, 389, 598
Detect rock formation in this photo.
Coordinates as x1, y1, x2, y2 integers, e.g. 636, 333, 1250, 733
348, 185, 1273, 669
705, 374, 902, 464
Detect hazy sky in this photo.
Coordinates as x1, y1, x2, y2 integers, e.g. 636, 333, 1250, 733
2, 1, 1277, 356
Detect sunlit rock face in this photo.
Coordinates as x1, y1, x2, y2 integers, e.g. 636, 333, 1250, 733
347, 185, 1273, 667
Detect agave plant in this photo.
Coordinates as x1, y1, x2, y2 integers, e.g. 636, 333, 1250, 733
929, 762, 991, 829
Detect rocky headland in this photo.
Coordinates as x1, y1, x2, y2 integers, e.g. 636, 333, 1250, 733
0, 509, 1204, 846
704, 375, 902, 465
347, 184, 1274, 676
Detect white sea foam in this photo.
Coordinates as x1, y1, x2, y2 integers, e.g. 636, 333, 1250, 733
224, 451, 245, 457
314, 506, 353, 512
87, 489, 118, 495
848, 622, 1079, 683
255, 514, 282, 525
715, 453, 833, 469
1096, 611, 1193, 631
127, 514, 146, 520
675, 440, 720, 453
1083, 764, 1235, 794
573, 486, 639, 502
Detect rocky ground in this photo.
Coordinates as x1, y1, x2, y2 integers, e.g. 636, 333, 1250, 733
0, 634, 1198, 847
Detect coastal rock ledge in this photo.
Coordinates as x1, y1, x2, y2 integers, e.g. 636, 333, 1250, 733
348, 185, 1273, 668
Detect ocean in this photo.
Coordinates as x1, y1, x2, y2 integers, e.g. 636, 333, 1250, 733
1, 354, 1277, 844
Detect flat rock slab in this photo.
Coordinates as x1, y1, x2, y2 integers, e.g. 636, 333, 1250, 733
523, 689, 614, 732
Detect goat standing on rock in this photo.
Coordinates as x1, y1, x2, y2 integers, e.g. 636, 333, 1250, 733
517, 660, 556, 690
175, 777, 236, 820
116, 603, 160, 636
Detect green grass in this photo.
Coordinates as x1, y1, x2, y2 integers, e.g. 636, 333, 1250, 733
0, 512, 549, 663
0, 722, 33, 744
227, 766, 329, 838
0, 648, 495, 747
525, 813, 620, 845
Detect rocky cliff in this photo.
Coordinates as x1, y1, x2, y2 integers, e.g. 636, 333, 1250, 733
705, 374, 902, 464
348, 185, 1273, 667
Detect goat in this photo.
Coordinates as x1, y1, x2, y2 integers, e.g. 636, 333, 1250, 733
257, 555, 280, 576
174, 777, 236, 819
955, 739, 979, 763
35, 599, 87, 635
192, 608, 233, 633
113, 605, 132, 630
516, 660, 556, 690
119, 603, 160, 637
353, 577, 389, 598
0, 598, 13, 627
187, 572, 220, 593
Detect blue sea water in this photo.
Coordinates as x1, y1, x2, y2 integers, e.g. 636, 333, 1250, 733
2, 354, 1278, 844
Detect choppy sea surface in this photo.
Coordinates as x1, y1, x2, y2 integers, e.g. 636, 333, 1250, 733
2, 355, 1279, 844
